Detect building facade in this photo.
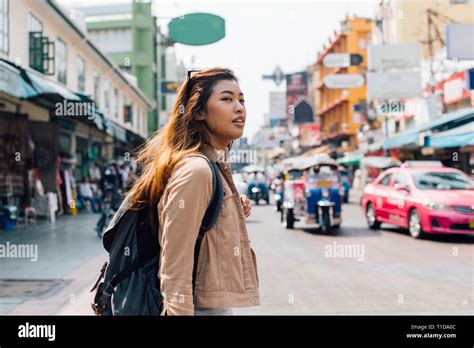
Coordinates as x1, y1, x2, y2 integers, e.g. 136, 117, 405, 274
316, 16, 372, 152
0, 0, 152, 219
80, 1, 160, 133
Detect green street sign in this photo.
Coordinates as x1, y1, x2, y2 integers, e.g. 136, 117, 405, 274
168, 13, 225, 46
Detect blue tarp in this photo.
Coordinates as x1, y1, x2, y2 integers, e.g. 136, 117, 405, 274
383, 131, 421, 149
384, 107, 474, 149
0, 60, 37, 99
425, 122, 474, 148
25, 70, 81, 101
1, 58, 82, 102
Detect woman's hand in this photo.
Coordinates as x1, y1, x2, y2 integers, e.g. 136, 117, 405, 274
240, 195, 252, 219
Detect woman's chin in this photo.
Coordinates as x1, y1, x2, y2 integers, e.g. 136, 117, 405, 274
230, 129, 244, 140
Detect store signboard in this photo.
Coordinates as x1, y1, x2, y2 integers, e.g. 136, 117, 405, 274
367, 71, 422, 101
446, 24, 474, 60
270, 92, 286, 120
323, 53, 363, 68
323, 74, 364, 89
368, 43, 420, 70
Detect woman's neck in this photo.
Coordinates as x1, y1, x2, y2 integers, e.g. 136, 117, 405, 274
208, 137, 229, 151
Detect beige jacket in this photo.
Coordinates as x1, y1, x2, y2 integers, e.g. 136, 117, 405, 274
157, 145, 260, 315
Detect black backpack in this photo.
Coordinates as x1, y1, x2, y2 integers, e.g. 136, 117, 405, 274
90, 155, 223, 315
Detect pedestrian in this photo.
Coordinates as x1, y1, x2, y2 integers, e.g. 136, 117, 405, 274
78, 176, 101, 213
129, 68, 260, 316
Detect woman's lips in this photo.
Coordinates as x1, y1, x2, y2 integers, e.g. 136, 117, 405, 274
232, 120, 245, 128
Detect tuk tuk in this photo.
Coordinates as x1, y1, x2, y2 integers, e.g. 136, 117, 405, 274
281, 154, 342, 234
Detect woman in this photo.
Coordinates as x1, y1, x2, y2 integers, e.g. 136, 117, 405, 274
130, 68, 260, 316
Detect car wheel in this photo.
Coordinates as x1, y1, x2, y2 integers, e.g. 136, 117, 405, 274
408, 209, 424, 239
366, 203, 381, 230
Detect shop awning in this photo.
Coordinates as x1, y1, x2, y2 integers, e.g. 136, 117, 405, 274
384, 107, 474, 149
24, 69, 82, 103
425, 122, 474, 148
384, 130, 421, 149
337, 151, 363, 166
74, 92, 107, 131
106, 120, 128, 143
1, 58, 82, 106
126, 129, 146, 148
0, 60, 37, 99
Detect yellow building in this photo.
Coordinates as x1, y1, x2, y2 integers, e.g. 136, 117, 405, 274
316, 16, 372, 152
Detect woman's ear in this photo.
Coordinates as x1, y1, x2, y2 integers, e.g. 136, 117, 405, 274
196, 110, 206, 121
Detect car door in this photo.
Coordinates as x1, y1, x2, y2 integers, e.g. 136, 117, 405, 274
390, 171, 411, 226
374, 172, 394, 221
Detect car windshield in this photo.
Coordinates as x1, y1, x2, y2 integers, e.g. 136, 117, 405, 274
411, 171, 474, 190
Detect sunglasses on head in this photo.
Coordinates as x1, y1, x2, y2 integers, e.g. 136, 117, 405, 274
187, 69, 201, 81
185, 69, 203, 97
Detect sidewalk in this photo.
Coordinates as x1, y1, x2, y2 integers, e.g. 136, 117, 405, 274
0, 212, 107, 315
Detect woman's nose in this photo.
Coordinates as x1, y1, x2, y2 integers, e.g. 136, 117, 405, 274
235, 101, 245, 113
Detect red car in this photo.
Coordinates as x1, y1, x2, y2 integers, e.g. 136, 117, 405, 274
362, 161, 474, 238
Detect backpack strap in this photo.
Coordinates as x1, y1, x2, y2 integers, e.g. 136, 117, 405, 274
198, 156, 223, 233
190, 154, 223, 300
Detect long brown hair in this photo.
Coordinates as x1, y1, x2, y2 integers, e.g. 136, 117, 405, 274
129, 67, 237, 212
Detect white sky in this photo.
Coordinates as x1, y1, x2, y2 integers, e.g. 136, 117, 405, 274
61, 0, 377, 141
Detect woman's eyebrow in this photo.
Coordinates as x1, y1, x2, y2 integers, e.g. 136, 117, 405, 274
220, 90, 244, 96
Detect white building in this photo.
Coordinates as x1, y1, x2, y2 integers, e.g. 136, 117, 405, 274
0, 0, 153, 216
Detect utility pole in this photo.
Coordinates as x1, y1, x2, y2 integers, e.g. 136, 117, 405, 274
375, 0, 391, 157
421, 9, 458, 91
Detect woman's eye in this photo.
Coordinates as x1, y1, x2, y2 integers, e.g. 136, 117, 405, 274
222, 97, 232, 101
240, 99, 245, 104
